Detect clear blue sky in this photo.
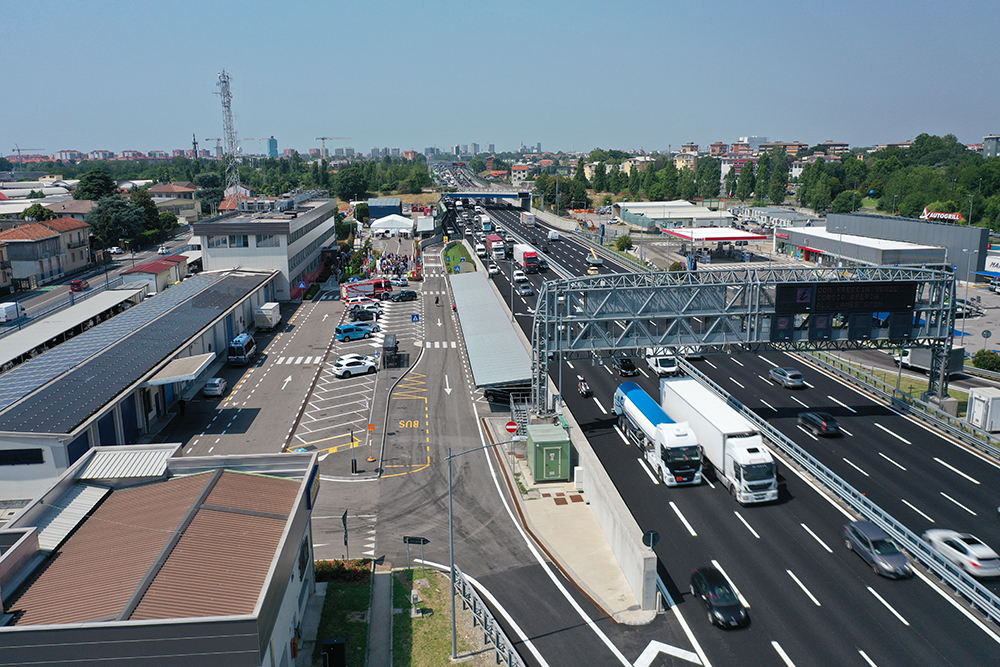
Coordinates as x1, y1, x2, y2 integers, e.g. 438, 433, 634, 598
5, 0, 998, 157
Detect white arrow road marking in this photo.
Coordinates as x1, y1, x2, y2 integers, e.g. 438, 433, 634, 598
444, 375, 453, 395
437, 318, 443, 327
282, 375, 292, 390
633, 640, 700, 666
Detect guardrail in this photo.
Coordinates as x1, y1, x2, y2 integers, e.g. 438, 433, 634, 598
569, 228, 654, 273
678, 357, 1000, 626
962, 364, 1000, 382
453, 565, 525, 667
803, 350, 1000, 461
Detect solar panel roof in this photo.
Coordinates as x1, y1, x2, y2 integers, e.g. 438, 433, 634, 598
0, 271, 271, 435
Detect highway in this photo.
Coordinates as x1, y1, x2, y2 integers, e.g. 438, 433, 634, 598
477, 203, 1000, 666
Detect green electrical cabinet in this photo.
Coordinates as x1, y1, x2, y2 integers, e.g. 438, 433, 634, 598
526, 424, 571, 482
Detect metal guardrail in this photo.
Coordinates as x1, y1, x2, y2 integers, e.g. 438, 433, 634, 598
804, 350, 1000, 460
453, 565, 525, 667
962, 364, 1000, 382
569, 228, 654, 273
679, 357, 1000, 626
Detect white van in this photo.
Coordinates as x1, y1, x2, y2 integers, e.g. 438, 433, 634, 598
0, 302, 26, 323
547, 230, 561, 241
474, 243, 488, 258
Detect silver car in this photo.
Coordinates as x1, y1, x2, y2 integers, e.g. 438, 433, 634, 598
769, 367, 805, 388
922, 529, 1000, 578
844, 521, 912, 578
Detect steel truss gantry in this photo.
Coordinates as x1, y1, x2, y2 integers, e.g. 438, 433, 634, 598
531, 266, 956, 410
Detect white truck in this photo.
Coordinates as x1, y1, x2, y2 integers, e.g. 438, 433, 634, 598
660, 377, 778, 504
613, 382, 702, 486
547, 229, 561, 241
520, 212, 535, 227
254, 302, 282, 331
893, 347, 965, 375
0, 302, 26, 323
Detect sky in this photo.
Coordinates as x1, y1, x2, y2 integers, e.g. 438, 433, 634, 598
4, 0, 999, 157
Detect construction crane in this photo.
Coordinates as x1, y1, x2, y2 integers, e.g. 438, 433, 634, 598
11, 145, 45, 170
315, 136, 350, 158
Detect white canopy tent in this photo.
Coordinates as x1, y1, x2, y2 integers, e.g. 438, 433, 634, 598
369, 214, 414, 236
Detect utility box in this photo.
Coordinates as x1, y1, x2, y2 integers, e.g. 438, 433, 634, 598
526, 424, 571, 482
967, 386, 1000, 432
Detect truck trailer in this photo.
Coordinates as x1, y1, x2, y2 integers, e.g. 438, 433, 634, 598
513, 244, 539, 273
520, 212, 535, 227
893, 347, 965, 375
660, 377, 778, 504
254, 302, 282, 331
613, 382, 702, 486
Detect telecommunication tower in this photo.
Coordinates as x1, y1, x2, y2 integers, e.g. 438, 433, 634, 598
215, 70, 242, 198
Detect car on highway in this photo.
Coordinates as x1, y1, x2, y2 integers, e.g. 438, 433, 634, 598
922, 529, 1000, 577
333, 357, 377, 378
769, 366, 805, 388
689, 566, 749, 629
541, 244, 550, 253
69, 279, 90, 292
843, 521, 912, 578
587, 266, 600, 275
797, 411, 841, 436
613, 356, 638, 376
488, 263, 500, 275
512, 270, 528, 283
517, 282, 534, 296
203, 378, 228, 397
388, 290, 417, 302
645, 348, 679, 377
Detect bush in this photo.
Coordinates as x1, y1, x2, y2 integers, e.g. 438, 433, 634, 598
314, 559, 371, 583
668, 261, 685, 272
615, 235, 633, 251
972, 349, 1000, 372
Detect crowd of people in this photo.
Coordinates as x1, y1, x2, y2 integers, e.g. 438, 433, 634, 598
377, 251, 411, 277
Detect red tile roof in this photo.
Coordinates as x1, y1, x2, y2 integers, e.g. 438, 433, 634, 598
41, 217, 89, 233
122, 259, 177, 275
0, 223, 60, 242
43, 199, 96, 215
148, 183, 197, 194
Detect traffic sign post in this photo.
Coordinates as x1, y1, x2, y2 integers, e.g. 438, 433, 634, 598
505, 421, 518, 434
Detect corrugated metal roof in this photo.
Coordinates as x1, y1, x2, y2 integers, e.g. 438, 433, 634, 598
8, 470, 301, 626
145, 352, 216, 386
76, 447, 175, 480
450, 271, 532, 387
33, 484, 110, 551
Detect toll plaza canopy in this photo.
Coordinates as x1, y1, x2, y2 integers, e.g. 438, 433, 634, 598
662, 227, 768, 242
450, 271, 532, 387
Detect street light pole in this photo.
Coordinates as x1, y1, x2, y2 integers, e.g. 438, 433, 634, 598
962, 248, 973, 340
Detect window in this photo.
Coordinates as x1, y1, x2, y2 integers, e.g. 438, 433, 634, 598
256, 234, 280, 248
0, 448, 44, 466
208, 235, 229, 248
228, 235, 249, 248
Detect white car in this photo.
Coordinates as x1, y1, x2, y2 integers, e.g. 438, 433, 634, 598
203, 378, 228, 396
345, 296, 378, 308
157, 246, 169, 255
923, 529, 1000, 577
333, 357, 377, 378
488, 264, 500, 275
512, 270, 528, 283
335, 353, 376, 366
109, 246, 124, 255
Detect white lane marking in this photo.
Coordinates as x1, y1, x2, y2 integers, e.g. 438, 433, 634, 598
772, 641, 797, 667
874, 422, 911, 444
614, 425, 630, 445
638, 458, 659, 484
592, 397, 608, 415
757, 374, 771, 383
787, 569, 821, 606
704, 359, 717, 369
711, 559, 750, 608
900, 498, 934, 523
940, 492, 978, 516
768, 445, 855, 520
295, 356, 304, 364
208, 447, 214, 453
638, 368, 650, 378
827, 395, 857, 413
867, 586, 910, 626
670, 501, 697, 537
933, 457, 981, 484
879, 452, 907, 471
731, 358, 744, 367
859, 650, 878, 667
804, 382, 815, 388
761, 399, 778, 412
633, 640, 701, 667
605, 364, 615, 375
733, 511, 760, 539
796, 424, 819, 441
759, 356, 778, 367
911, 566, 1000, 645
731, 378, 745, 389
790, 395, 810, 409
842, 458, 870, 477
801, 523, 833, 553
840, 426, 854, 436
566, 361, 574, 369
277, 357, 285, 364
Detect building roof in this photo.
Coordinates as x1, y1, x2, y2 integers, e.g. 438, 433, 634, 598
663, 227, 768, 242
148, 183, 197, 194
43, 199, 95, 215
122, 259, 178, 275
784, 226, 941, 251
41, 216, 89, 233
0, 222, 59, 242
367, 197, 401, 207
6, 469, 300, 626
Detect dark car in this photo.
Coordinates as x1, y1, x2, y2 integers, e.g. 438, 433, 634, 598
613, 357, 638, 376
350, 309, 376, 322
537, 257, 549, 272
390, 290, 417, 302
541, 244, 550, 253
797, 411, 841, 436
484, 383, 532, 404
689, 567, 749, 629
844, 521, 912, 578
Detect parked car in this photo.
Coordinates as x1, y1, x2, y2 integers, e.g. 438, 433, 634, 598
203, 378, 228, 397
389, 290, 417, 302
335, 324, 372, 341
335, 353, 376, 366
517, 282, 534, 296
797, 411, 841, 436
345, 296, 378, 308
769, 367, 805, 388
689, 566, 749, 629
352, 302, 384, 315
353, 322, 381, 334
844, 521, 912, 578
350, 309, 376, 322
108, 246, 124, 255
157, 246, 169, 255
922, 529, 1000, 577
69, 279, 90, 292
512, 270, 528, 283
613, 356, 638, 376
333, 357, 377, 378
389, 276, 409, 286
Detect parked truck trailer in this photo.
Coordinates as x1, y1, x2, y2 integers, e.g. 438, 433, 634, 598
660, 377, 778, 504
254, 302, 282, 331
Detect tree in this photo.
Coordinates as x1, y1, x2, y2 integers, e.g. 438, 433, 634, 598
678, 168, 697, 200
695, 158, 721, 198
26, 189, 45, 199
608, 164, 625, 193
569, 180, 590, 209
75, 168, 118, 200
735, 161, 755, 201
831, 190, 862, 214
354, 202, 370, 221
592, 161, 608, 192
808, 176, 833, 212
769, 156, 789, 205
468, 157, 486, 174
754, 153, 772, 204
21, 203, 56, 221
0, 156, 13, 171
615, 235, 633, 251
628, 168, 641, 196
195, 171, 224, 214
335, 166, 370, 201
85, 194, 146, 248
129, 188, 160, 231
159, 211, 178, 231
724, 168, 738, 197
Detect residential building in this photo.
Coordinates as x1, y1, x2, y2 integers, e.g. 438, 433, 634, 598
0, 223, 63, 287
41, 217, 91, 275
621, 156, 655, 175
488, 143, 495, 153
720, 154, 756, 180
193, 197, 338, 300
148, 182, 197, 200
334, 148, 345, 156
471, 143, 479, 155
674, 152, 698, 172
345, 147, 354, 157
710, 142, 728, 156
510, 164, 534, 184
54, 150, 85, 161
451, 145, 460, 156
730, 141, 751, 154
148, 151, 169, 158
310, 148, 322, 158
156, 197, 202, 223
818, 140, 850, 154
402, 150, 418, 161
460, 145, 468, 154
391, 148, 400, 157
759, 141, 809, 156
89, 150, 114, 160
283, 148, 297, 158
984, 135, 1000, 159
117, 150, 143, 159
681, 142, 699, 154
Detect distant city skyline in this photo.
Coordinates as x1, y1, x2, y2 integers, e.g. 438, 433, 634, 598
5, 1, 998, 158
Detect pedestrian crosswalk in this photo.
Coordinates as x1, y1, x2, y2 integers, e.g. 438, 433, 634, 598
415, 341, 458, 348
275, 356, 324, 365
